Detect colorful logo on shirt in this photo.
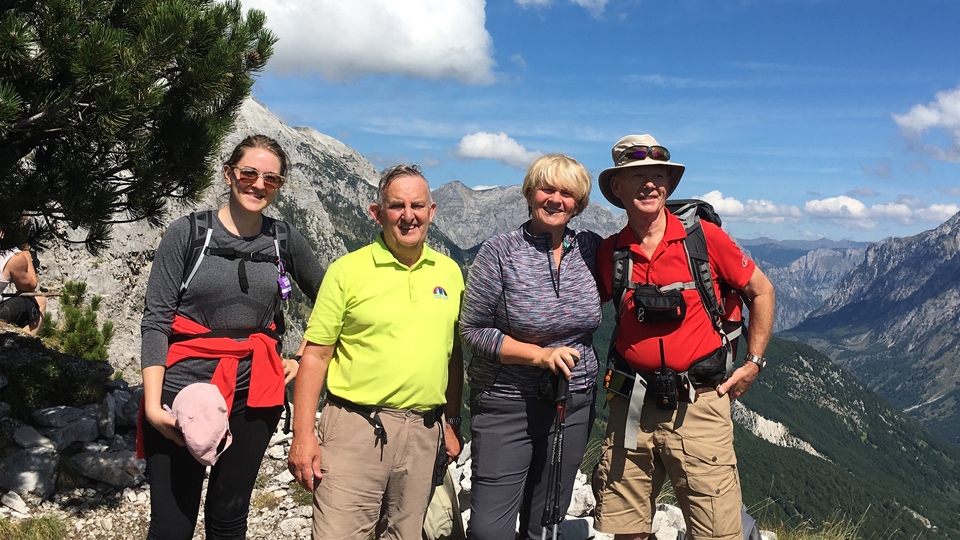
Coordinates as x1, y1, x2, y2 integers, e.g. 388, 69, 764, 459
433, 286, 449, 299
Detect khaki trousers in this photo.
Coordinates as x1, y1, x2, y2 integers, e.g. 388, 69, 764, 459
593, 391, 743, 540
312, 400, 443, 540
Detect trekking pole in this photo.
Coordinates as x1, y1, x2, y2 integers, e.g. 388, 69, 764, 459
541, 374, 571, 540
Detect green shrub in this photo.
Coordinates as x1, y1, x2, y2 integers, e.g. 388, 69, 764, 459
39, 281, 114, 361
0, 333, 108, 420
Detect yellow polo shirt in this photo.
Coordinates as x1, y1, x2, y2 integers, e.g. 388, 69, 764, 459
304, 236, 464, 410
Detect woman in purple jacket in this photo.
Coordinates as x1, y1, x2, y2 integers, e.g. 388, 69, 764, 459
461, 154, 602, 539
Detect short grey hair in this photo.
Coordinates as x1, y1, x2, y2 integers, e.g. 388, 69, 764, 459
377, 164, 429, 206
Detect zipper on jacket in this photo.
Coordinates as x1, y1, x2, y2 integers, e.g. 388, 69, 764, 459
548, 237, 575, 298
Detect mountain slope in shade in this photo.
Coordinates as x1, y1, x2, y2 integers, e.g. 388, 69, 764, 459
735, 337, 960, 538
782, 212, 960, 443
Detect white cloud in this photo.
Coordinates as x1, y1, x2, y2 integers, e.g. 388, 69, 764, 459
249, 0, 495, 85
892, 85, 960, 162
455, 132, 543, 169
570, 0, 608, 16
696, 191, 802, 224
894, 195, 924, 208
868, 202, 913, 220
801, 195, 957, 229
916, 204, 960, 222
804, 197, 876, 230
510, 54, 527, 70
421, 157, 441, 168
804, 196, 868, 217
514, 0, 608, 16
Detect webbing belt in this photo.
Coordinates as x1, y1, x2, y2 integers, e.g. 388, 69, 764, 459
622, 371, 698, 450
610, 346, 726, 450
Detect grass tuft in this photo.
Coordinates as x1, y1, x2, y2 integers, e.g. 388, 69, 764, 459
0, 516, 66, 540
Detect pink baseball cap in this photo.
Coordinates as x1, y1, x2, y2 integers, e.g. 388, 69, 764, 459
171, 383, 233, 466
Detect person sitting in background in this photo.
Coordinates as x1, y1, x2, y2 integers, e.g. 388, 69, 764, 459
0, 239, 45, 335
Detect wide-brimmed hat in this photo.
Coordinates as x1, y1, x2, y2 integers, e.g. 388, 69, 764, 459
598, 134, 685, 208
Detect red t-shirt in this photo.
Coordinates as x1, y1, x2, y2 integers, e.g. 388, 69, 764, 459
596, 212, 755, 372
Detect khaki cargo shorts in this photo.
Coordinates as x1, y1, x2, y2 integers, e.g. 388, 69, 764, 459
592, 391, 743, 540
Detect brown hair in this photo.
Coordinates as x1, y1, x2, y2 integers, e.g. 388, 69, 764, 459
377, 164, 429, 206
224, 135, 289, 176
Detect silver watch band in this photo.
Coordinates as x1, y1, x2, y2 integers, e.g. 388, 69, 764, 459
745, 354, 767, 372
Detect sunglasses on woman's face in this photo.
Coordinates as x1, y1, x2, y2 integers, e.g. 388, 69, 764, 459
231, 166, 285, 190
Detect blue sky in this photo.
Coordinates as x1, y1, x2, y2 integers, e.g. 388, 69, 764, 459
245, 0, 960, 242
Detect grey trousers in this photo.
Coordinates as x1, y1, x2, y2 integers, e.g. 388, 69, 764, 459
467, 387, 596, 540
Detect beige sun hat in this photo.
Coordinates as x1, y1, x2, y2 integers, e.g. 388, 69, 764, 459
598, 134, 685, 208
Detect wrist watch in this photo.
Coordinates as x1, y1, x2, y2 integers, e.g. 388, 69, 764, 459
745, 354, 767, 372
445, 416, 462, 426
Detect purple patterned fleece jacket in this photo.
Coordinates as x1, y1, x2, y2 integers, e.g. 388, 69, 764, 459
460, 223, 603, 399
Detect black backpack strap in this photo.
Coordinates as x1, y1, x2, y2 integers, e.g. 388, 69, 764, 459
611, 246, 633, 323
267, 217, 291, 336
671, 200, 737, 375
680, 215, 724, 330
272, 219, 290, 265
177, 210, 214, 307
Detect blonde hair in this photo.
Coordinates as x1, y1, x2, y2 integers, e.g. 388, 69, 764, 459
521, 154, 592, 215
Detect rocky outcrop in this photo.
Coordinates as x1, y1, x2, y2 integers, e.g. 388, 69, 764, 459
731, 401, 826, 460
761, 247, 865, 331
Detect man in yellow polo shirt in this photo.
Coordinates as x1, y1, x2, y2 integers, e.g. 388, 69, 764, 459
288, 164, 464, 540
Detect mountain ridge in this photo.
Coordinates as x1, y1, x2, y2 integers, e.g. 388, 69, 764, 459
783, 211, 960, 443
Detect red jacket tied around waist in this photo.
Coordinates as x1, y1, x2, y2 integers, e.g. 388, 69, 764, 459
136, 315, 285, 458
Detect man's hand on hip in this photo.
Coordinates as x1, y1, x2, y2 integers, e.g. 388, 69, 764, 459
717, 362, 760, 400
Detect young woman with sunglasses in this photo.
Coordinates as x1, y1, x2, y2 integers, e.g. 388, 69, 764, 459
139, 135, 324, 540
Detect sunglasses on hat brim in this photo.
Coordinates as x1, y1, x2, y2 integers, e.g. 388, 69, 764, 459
614, 145, 671, 166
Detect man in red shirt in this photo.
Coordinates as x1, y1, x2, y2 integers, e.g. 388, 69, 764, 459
592, 134, 775, 540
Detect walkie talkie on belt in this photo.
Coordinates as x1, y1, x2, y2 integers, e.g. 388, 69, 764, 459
651, 339, 678, 410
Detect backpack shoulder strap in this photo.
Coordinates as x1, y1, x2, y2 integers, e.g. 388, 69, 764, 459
178, 210, 215, 306
611, 246, 633, 323
271, 218, 290, 264
670, 200, 724, 329
670, 199, 740, 375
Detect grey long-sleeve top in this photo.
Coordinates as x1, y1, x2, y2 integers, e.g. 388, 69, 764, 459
140, 213, 323, 393
460, 223, 602, 399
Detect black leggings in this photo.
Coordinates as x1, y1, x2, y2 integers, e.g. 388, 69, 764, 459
144, 388, 282, 540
